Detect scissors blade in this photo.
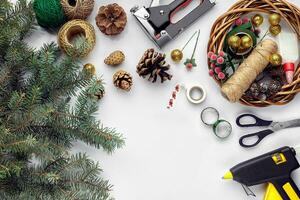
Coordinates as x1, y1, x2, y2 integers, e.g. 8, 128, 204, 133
271, 119, 300, 131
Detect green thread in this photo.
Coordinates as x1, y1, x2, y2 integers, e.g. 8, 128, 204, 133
33, 0, 66, 29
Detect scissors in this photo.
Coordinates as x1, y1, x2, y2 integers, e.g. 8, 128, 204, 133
236, 114, 300, 148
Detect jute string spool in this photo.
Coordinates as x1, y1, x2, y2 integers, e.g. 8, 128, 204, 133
61, 0, 94, 20
58, 19, 96, 58
207, 0, 300, 107
221, 39, 278, 103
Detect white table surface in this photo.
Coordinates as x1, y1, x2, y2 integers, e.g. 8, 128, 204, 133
26, 0, 300, 199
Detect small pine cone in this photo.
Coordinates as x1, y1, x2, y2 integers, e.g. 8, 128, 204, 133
113, 70, 133, 91
94, 80, 105, 100
104, 50, 125, 66
137, 48, 172, 83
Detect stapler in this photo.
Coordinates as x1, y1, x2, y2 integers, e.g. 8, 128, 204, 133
131, 0, 216, 48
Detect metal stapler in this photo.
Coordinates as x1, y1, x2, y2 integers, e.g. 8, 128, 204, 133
131, 0, 216, 48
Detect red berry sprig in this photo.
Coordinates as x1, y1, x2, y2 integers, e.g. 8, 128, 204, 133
208, 51, 227, 81
167, 84, 180, 109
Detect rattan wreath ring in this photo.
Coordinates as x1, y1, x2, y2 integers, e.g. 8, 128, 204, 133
208, 0, 300, 107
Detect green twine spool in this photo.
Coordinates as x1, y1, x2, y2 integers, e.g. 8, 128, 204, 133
33, 0, 66, 29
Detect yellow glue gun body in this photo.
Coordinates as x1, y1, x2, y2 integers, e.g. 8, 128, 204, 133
265, 182, 300, 200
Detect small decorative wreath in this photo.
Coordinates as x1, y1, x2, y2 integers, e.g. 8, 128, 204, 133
58, 19, 96, 58
208, 0, 300, 107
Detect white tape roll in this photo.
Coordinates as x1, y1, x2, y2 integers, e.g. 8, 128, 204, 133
186, 85, 207, 104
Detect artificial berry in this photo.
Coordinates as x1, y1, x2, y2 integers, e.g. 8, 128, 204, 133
186, 63, 193, 70
218, 72, 226, 80
172, 91, 177, 99
214, 67, 221, 74
235, 18, 243, 26
218, 51, 225, 57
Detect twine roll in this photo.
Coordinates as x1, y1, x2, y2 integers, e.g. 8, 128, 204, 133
221, 39, 278, 102
33, 0, 66, 28
61, 0, 95, 20
58, 19, 96, 58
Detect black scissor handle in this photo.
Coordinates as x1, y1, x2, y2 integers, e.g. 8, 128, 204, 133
239, 129, 274, 148
236, 114, 273, 127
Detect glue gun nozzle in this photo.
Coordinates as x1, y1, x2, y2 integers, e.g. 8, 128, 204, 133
222, 171, 233, 180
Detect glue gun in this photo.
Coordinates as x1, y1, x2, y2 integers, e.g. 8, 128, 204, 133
223, 146, 300, 200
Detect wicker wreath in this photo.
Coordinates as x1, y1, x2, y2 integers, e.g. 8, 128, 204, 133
208, 0, 300, 107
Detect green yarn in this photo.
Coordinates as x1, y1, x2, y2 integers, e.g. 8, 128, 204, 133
33, 0, 66, 29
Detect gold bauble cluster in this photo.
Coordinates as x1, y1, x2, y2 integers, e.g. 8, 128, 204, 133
250, 13, 282, 36
228, 34, 253, 51
269, 13, 281, 36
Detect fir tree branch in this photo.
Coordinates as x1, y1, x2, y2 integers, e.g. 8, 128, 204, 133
0, 1, 124, 199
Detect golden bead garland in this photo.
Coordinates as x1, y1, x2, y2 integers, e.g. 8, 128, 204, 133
58, 19, 96, 58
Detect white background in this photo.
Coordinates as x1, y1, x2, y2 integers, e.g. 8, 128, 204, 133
25, 0, 300, 199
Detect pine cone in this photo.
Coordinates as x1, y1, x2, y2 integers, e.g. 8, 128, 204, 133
94, 80, 105, 100
113, 70, 133, 91
104, 50, 125, 66
137, 49, 173, 83
95, 3, 127, 35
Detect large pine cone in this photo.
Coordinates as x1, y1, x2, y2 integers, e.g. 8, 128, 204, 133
95, 3, 127, 35
137, 49, 173, 83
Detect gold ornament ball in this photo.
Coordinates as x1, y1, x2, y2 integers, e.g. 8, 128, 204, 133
228, 35, 241, 49
240, 35, 253, 49
269, 25, 281, 36
269, 53, 282, 66
252, 14, 264, 27
269, 13, 281, 26
84, 63, 96, 75
171, 49, 183, 62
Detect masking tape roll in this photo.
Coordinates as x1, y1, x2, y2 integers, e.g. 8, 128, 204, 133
186, 85, 207, 104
